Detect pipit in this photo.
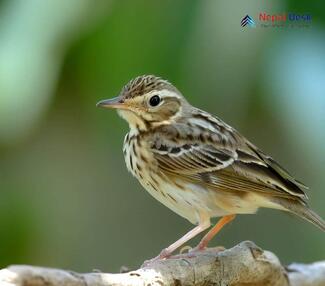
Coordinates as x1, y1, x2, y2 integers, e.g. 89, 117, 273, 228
97, 75, 324, 261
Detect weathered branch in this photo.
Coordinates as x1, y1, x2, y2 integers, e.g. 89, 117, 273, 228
0, 241, 324, 286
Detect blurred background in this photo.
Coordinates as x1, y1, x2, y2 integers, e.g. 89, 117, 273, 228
0, 0, 324, 272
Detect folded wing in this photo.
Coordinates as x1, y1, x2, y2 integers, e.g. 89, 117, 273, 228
149, 119, 308, 200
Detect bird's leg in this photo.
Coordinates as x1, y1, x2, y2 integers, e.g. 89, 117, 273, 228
192, 214, 236, 251
142, 216, 210, 266
158, 221, 210, 258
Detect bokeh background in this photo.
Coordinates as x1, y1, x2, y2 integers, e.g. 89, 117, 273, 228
0, 0, 324, 272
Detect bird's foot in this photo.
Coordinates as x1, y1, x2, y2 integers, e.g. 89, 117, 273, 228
179, 245, 192, 254
141, 248, 171, 267
142, 244, 225, 267
189, 244, 225, 255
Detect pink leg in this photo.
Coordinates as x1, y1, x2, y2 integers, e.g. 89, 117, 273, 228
158, 220, 210, 258
143, 215, 210, 266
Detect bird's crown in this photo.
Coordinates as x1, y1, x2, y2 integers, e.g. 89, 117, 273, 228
120, 75, 177, 99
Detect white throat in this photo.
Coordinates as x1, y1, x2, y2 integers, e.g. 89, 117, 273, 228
117, 109, 147, 132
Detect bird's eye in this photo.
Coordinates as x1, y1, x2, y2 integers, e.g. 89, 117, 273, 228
149, 95, 161, 107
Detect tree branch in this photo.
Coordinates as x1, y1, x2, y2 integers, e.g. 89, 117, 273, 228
0, 241, 324, 286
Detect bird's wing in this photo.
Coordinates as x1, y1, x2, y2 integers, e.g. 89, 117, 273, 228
149, 112, 307, 200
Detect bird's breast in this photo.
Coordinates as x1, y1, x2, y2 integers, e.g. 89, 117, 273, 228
123, 132, 154, 179
122, 132, 216, 224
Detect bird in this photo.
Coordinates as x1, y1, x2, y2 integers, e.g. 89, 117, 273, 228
97, 75, 325, 261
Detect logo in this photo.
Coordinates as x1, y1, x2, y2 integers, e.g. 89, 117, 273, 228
241, 15, 256, 27
241, 13, 312, 29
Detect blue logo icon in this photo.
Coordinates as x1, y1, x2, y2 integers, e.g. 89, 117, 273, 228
241, 15, 256, 27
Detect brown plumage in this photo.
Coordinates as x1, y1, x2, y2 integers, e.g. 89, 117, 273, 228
97, 75, 324, 262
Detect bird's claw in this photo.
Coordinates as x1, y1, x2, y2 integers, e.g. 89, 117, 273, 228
141, 248, 171, 267
189, 245, 225, 255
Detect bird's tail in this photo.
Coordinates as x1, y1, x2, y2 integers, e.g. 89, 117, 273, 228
274, 197, 325, 231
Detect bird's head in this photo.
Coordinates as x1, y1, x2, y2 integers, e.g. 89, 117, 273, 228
97, 75, 188, 131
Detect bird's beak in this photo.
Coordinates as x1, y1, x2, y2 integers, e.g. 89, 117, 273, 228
96, 96, 126, 109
